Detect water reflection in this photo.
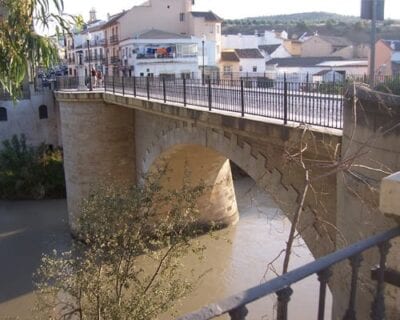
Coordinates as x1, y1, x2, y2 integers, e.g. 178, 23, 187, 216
0, 177, 331, 319
173, 177, 332, 319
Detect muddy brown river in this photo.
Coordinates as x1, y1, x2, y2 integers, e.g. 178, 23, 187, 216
0, 177, 331, 319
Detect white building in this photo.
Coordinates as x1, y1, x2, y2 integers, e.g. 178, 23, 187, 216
235, 49, 266, 74
120, 29, 205, 78
258, 44, 291, 61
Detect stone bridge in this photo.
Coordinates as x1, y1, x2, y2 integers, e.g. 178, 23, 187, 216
55, 85, 400, 318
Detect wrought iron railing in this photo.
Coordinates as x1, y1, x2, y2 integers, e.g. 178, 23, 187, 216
177, 227, 400, 320
109, 35, 119, 45
55, 75, 345, 129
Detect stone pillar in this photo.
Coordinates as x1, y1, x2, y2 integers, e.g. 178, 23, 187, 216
151, 144, 239, 227
333, 86, 400, 319
59, 95, 136, 233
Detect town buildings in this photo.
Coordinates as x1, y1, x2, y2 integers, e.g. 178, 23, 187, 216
64, 0, 223, 79
373, 39, 400, 76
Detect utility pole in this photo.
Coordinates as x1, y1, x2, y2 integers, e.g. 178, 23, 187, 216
369, 0, 377, 87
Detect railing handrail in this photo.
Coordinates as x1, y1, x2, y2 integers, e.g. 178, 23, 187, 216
55, 75, 345, 130
177, 227, 400, 320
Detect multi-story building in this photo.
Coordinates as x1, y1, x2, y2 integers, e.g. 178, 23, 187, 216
65, 10, 107, 77
65, 1, 223, 77
120, 29, 202, 78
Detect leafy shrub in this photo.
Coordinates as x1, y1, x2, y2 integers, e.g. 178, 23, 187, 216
374, 77, 400, 96
35, 172, 208, 320
0, 134, 65, 199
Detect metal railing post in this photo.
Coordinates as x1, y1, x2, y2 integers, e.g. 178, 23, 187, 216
163, 78, 166, 103
183, 77, 187, 106
122, 75, 125, 96
133, 76, 136, 97
208, 78, 212, 111
146, 76, 150, 100
276, 287, 293, 320
104, 75, 107, 92
240, 79, 245, 117
283, 73, 288, 125
112, 75, 115, 94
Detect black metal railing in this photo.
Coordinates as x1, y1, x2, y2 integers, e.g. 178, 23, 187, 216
109, 35, 119, 44
110, 56, 120, 64
177, 227, 400, 320
55, 75, 345, 129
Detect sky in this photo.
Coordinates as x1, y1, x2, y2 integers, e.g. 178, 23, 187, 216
62, 0, 400, 21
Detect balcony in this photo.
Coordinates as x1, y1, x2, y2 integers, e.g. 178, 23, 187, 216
84, 56, 106, 63
109, 35, 119, 45
83, 39, 106, 48
110, 56, 120, 64
136, 53, 197, 64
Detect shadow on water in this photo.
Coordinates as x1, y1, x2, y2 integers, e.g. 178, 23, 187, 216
0, 200, 71, 305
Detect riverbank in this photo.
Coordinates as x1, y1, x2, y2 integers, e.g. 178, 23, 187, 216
0, 177, 331, 319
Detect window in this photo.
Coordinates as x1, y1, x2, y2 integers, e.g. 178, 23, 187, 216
239, 66, 243, 72
180, 13, 185, 22
223, 65, 232, 76
0, 107, 7, 121
216, 25, 220, 34
39, 105, 48, 119
253, 66, 257, 72
192, 0, 195, 4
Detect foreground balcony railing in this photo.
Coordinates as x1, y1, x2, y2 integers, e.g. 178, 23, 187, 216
177, 227, 400, 320
55, 75, 345, 129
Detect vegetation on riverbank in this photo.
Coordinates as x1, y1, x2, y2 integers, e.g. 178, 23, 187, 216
0, 135, 65, 199
35, 170, 209, 319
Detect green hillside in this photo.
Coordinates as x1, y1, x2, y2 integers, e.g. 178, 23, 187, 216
222, 12, 400, 43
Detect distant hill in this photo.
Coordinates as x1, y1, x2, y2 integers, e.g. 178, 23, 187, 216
248, 12, 360, 24
222, 11, 400, 43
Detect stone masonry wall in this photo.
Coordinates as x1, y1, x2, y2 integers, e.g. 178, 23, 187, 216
58, 94, 136, 232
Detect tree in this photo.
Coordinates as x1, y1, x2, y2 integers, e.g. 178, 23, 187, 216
35, 169, 208, 320
0, 0, 75, 98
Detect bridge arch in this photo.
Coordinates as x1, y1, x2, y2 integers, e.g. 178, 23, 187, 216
141, 125, 326, 258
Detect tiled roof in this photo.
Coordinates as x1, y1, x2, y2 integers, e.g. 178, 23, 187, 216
383, 40, 400, 51
258, 44, 281, 55
136, 29, 190, 40
235, 48, 264, 59
191, 11, 223, 22
103, 11, 127, 27
266, 56, 344, 67
319, 36, 352, 47
221, 51, 240, 62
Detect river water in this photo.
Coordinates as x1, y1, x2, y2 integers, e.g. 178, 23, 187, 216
0, 177, 331, 319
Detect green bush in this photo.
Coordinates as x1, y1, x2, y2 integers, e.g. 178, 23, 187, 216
0, 134, 66, 199
374, 77, 400, 96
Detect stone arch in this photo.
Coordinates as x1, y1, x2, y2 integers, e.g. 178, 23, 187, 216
141, 124, 325, 258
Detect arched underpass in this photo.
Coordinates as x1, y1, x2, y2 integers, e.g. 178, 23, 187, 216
147, 143, 333, 319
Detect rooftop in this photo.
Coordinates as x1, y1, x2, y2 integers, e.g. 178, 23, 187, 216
235, 48, 264, 59
319, 35, 353, 47
258, 44, 281, 55
136, 29, 190, 40
191, 11, 223, 22
383, 40, 400, 51
220, 51, 240, 62
266, 56, 344, 67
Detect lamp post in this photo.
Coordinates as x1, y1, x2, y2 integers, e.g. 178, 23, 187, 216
87, 32, 93, 91
202, 35, 206, 85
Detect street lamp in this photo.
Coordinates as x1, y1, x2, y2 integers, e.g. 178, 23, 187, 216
202, 35, 206, 85
87, 32, 93, 91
